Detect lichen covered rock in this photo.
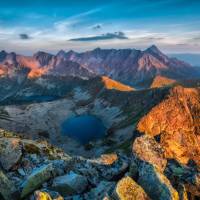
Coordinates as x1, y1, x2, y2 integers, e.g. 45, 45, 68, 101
132, 135, 167, 172
21, 163, 55, 198
0, 138, 22, 170
115, 176, 150, 200
52, 171, 88, 196
34, 190, 52, 200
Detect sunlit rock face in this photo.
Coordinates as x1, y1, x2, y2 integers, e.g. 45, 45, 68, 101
101, 76, 134, 91
137, 86, 200, 165
132, 135, 167, 172
115, 176, 150, 200
150, 75, 177, 88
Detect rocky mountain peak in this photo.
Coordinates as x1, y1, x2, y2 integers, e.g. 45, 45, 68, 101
33, 51, 53, 66
145, 45, 161, 53
3, 52, 17, 66
93, 47, 101, 52
0, 50, 7, 62
144, 45, 170, 64
65, 50, 77, 59
33, 51, 53, 58
56, 50, 67, 58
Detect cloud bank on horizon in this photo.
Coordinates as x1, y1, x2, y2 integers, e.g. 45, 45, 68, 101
0, 0, 200, 54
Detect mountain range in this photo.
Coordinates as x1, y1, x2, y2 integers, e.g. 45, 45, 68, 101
1, 45, 200, 88
169, 53, 200, 67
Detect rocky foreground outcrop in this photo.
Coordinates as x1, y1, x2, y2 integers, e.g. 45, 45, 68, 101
0, 129, 129, 200
137, 86, 200, 165
1, 126, 200, 200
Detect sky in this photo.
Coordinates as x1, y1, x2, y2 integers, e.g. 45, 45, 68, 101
0, 0, 200, 54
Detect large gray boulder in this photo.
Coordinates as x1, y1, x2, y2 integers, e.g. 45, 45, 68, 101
0, 170, 16, 200
75, 153, 129, 186
0, 138, 22, 170
84, 181, 115, 200
138, 163, 179, 200
21, 163, 55, 198
52, 171, 88, 196
132, 135, 167, 172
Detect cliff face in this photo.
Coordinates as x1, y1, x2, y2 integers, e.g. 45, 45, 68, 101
137, 86, 200, 164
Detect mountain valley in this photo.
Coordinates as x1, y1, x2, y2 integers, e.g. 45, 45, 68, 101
0, 46, 200, 200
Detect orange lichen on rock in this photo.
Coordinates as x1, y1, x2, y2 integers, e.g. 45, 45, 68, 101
99, 153, 118, 165
137, 86, 200, 165
116, 176, 150, 200
150, 75, 177, 88
101, 76, 134, 91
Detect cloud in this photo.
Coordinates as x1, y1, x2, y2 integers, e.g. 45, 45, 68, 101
175, 43, 188, 46
19, 33, 30, 40
92, 24, 102, 30
69, 32, 128, 41
142, 37, 164, 40
133, 36, 164, 42
191, 37, 200, 41
54, 8, 102, 32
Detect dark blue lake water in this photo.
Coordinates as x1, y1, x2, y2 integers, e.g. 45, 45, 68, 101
61, 115, 106, 144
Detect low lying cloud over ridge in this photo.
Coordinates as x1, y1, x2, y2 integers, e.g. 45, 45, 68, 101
69, 32, 128, 41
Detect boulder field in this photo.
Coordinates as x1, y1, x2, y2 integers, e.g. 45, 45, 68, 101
0, 85, 200, 199
0, 127, 200, 200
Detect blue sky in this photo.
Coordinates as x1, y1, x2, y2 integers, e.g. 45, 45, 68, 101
0, 0, 200, 54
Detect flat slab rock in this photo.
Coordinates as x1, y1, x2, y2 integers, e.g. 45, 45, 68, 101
52, 171, 88, 196
0, 170, 17, 200
21, 163, 55, 198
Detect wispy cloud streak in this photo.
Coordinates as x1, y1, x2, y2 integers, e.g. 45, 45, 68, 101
69, 32, 128, 41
